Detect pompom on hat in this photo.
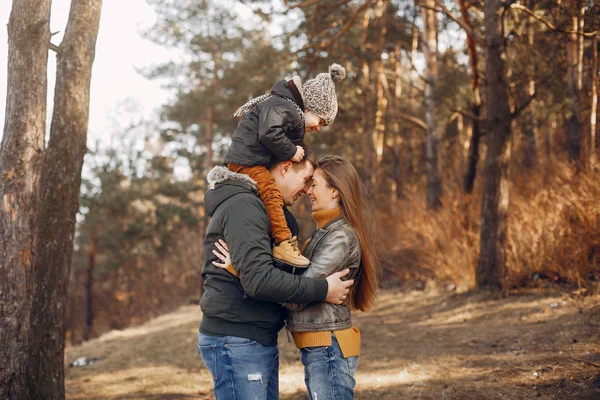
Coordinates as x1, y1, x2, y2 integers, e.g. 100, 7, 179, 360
302, 63, 346, 125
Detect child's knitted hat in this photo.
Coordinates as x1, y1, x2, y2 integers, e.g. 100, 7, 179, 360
302, 63, 346, 125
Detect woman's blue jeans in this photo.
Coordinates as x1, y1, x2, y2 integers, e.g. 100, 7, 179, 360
198, 333, 279, 400
300, 334, 359, 400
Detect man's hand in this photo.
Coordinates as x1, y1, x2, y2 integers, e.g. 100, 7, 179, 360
325, 269, 354, 305
291, 145, 305, 162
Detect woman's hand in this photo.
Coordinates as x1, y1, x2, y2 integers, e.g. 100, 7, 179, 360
212, 239, 238, 276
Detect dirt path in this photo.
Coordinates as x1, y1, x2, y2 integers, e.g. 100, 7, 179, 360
66, 286, 600, 399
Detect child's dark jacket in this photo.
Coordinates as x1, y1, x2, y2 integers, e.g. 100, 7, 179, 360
224, 80, 304, 167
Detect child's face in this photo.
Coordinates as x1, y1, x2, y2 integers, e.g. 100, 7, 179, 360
305, 112, 326, 133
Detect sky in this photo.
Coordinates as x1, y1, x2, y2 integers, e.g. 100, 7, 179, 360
0, 1, 457, 147
0, 0, 180, 145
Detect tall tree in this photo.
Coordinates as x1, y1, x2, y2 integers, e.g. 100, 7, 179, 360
83, 227, 98, 341
521, 0, 538, 170
390, 44, 404, 204
566, 0, 582, 164
477, 0, 513, 289
421, 0, 443, 208
591, 33, 598, 163
371, 0, 390, 190
458, 0, 483, 193
0, 1, 51, 397
28, 1, 103, 398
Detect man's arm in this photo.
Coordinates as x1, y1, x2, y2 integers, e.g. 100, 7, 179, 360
284, 229, 359, 311
303, 229, 360, 280
258, 106, 297, 161
222, 197, 327, 304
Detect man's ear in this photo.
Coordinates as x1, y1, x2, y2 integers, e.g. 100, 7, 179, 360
332, 189, 339, 199
280, 160, 293, 175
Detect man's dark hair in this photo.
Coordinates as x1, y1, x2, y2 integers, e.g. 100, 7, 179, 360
269, 143, 318, 170
296, 144, 318, 169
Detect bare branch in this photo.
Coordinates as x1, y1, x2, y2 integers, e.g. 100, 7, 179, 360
397, 112, 427, 130
510, 75, 551, 120
452, 108, 482, 121
510, 4, 598, 37
511, 90, 537, 119
301, 0, 374, 52
447, 111, 461, 126
48, 42, 59, 53
432, 0, 482, 44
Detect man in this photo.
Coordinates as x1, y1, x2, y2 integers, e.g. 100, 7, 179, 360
198, 148, 353, 399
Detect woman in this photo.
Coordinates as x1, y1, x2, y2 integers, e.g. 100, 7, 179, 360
212, 155, 379, 399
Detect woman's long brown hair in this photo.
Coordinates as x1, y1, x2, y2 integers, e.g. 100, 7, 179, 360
317, 155, 380, 311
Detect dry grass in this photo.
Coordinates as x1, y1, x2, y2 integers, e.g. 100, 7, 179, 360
507, 163, 600, 288
66, 286, 600, 399
387, 161, 600, 292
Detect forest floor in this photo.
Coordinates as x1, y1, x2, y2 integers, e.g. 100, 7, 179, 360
65, 284, 600, 399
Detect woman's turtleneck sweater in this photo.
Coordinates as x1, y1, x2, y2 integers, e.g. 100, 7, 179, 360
313, 206, 343, 229
291, 205, 361, 358
300, 206, 342, 252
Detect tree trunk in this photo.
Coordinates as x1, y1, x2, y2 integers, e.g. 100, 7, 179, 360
522, 3, 537, 169
372, 1, 388, 190
407, 17, 419, 179
28, 1, 103, 398
463, 104, 481, 193
567, 0, 581, 164
421, 0, 442, 208
458, 0, 483, 194
374, 64, 388, 190
0, 1, 50, 398
391, 45, 403, 204
83, 228, 98, 341
577, 2, 585, 93
360, 8, 375, 193
591, 34, 598, 163
477, 0, 512, 290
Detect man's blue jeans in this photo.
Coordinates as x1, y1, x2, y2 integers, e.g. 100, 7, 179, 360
300, 334, 358, 400
198, 333, 279, 400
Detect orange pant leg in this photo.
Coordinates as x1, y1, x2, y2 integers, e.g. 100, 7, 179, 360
227, 164, 292, 244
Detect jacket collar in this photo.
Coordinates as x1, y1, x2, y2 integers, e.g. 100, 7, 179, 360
271, 79, 304, 110
207, 166, 257, 190
287, 77, 305, 111
320, 217, 344, 230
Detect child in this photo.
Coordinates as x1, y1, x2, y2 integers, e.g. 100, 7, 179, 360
224, 63, 346, 267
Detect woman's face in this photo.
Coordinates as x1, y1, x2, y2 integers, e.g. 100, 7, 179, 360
307, 168, 339, 212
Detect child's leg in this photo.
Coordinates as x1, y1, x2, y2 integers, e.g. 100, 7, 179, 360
228, 164, 291, 243
227, 163, 309, 267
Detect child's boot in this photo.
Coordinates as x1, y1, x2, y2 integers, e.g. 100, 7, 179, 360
273, 237, 310, 267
